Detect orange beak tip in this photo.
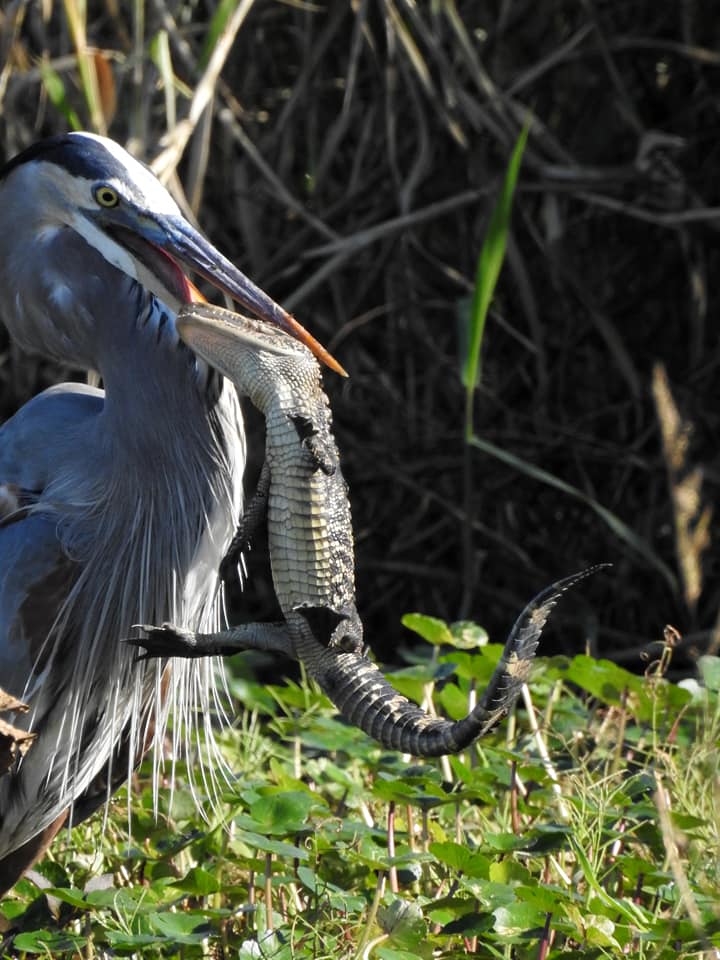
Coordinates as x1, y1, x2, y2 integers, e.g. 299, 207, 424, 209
284, 313, 348, 378
321, 349, 349, 378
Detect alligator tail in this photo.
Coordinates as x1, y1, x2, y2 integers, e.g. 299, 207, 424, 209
317, 565, 608, 757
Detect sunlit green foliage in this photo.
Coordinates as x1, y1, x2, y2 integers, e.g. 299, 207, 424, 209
1, 639, 718, 958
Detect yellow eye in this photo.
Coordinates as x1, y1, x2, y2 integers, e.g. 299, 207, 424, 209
94, 185, 119, 208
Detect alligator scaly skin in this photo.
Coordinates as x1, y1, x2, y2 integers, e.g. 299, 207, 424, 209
131, 305, 606, 757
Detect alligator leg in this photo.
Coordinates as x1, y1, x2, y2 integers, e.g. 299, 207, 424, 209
288, 413, 337, 475
128, 620, 295, 660
219, 461, 271, 583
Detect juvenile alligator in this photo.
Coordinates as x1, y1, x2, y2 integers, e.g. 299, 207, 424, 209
131, 303, 605, 757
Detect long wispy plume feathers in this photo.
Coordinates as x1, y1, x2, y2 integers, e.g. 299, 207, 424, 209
9, 315, 245, 850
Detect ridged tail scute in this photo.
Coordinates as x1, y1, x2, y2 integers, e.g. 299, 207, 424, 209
311, 565, 607, 757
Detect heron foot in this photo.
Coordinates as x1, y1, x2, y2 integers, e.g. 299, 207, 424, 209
127, 624, 201, 661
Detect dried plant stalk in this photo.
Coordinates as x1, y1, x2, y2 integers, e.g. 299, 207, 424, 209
652, 362, 712, 613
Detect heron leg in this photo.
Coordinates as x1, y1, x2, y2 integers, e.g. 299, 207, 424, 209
128, 621, 295, 660
0, 808, 68, 897
219, 461, 271, 583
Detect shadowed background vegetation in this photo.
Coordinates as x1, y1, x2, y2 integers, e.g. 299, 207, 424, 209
0, 2, 717, 670
0, 5, 719, 958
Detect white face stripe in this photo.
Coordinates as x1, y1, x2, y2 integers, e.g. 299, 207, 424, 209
68, 209, 139, 280
68, 207, 183, 311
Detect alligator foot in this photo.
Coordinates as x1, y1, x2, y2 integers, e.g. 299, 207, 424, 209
127, 624, 205, 660
128, 621, 297, 661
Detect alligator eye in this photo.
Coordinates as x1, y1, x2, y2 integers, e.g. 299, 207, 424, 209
94, 184, 119, 208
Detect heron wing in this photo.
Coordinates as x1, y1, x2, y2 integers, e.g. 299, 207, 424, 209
0, 512, 84, 850
0, 385, 102, 855
0, 512, 77, 693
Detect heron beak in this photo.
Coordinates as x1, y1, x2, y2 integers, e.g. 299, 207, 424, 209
157, 217, 347, 377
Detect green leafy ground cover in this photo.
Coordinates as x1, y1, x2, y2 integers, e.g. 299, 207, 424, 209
1, 636, 718, 958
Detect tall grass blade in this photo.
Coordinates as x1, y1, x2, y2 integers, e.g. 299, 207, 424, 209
150, 30, 177, 132
40, 63, 81, 130
463, 123, 528, 438
468, 433, 677, 590
201, 0, 239, 71
62, 0, 105, 134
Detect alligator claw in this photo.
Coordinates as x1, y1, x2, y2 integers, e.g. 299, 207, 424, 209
127, 623, 199, 661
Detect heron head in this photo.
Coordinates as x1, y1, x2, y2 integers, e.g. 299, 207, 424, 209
0, 132, 344, 374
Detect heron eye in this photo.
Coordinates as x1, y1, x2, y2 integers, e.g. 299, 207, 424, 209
94, 185, 119, 208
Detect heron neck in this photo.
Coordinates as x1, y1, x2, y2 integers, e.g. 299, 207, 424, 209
94, 289, 215, 459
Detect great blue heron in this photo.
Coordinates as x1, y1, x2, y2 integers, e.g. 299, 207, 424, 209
0, 132, 336, 892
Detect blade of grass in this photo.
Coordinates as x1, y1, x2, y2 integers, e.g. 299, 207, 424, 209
0, 4, 27, 110
129, 0, 146, 150
62, 0, 105, 134
459, 125, 527, 615
468, 432, 677, 590
570, 838, 652, 929
151, 0, 255, 183
200, 0, 239, 71
39, 62, 81, 130
150, 30, 177, 133
463, 123, 528, 439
